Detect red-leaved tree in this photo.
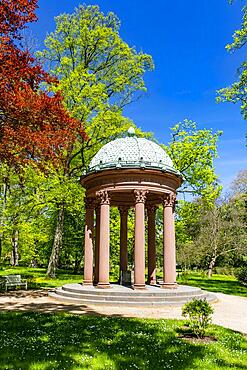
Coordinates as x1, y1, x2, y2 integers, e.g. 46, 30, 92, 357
0, 1, 87, 276
0, 0, 86, 165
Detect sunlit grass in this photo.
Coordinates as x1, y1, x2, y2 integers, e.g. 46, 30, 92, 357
0, 266, 247, 297
0, 266, 82, 289
0, 312, 246, 370
177, 272, 247, 297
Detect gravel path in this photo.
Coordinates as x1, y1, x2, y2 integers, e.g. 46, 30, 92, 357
0, 290, 246, 334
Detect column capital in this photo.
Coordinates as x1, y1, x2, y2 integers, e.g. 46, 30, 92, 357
134, 189, 148, 204
118, 206, 129, 216
85, 197, 95, 210
96, 190, 110, 205
163, 193, 176, 208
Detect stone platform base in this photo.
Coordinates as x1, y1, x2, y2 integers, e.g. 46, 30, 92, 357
49, 284, 216, 307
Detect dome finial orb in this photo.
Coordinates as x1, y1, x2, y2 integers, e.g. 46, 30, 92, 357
127, 126, 136, 136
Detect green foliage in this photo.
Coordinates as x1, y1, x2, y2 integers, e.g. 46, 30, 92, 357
175, 200, 202, 269
182, 298, 214, 338
38, 4, 154, 169
109, 207, 120, 279
0, 267, 82, 289
236, 265, 247, 285
225, 5, 247, 52
217, 5, 247, 123
164, 119, 222, 203
217, 61, 247, 120
1, 4, 245, 279
0, 164, 86, 269
35, 5, 153, 276
175, 168, 247, 274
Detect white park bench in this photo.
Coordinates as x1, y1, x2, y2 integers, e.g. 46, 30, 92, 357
1, 275, 27, 291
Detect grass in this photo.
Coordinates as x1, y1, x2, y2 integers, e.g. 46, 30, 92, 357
0, 266, 247, 297
0, 311, 246, 370
0, 266, 82, 289
177, 272, 247, 297
0, 268, 246, 368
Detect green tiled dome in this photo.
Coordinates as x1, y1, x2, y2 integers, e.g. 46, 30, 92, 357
87, 128, 179, 174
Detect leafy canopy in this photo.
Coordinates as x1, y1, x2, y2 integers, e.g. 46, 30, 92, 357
217, 4, 247, 123
38, 5, 154, 168
165, 119, 222, 202
0, 0, 86, 166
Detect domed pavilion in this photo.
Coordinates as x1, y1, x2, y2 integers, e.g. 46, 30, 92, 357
81, 128, 183, 290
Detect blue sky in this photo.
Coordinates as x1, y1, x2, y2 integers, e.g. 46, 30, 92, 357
30, 0, 247, 192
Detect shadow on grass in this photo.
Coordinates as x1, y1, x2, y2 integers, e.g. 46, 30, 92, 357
0, 311, 246, 370
179, 275, 247, 297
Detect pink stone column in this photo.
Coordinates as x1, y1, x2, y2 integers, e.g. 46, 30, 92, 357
119, 206, 129, 273
93, 206, 100, 285
147, 205, 157, 285
83, 197, 94, 285
162, 193, 177, 289
97, 191, 111, 288
134, 190, 148, 289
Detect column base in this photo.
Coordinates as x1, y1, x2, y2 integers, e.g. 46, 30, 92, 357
133, 284, 146, 290
160, 282, 178, 289
83, 280, 93, 286
96, 282, 111, 289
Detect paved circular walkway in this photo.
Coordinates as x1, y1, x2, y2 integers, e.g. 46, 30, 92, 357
0, 290, 246, 334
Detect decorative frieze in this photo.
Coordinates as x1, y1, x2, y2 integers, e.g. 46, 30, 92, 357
83, 172, 180, 191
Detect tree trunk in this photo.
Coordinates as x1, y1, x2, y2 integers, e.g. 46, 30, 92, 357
0, 182, 8, 260
10, 229, 19, 266
208, 255, 217, 278
74, 252, 81, 273
208, 207, 219, 278
46, 205, 65, 278
0, 238, 2, 261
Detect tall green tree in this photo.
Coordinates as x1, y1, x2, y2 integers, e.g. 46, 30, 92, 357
0, 165, 51, 266
164, 119, 222, 202
217, 2, 247, 126
38, 5, 153, 277
175, 169, 247, 276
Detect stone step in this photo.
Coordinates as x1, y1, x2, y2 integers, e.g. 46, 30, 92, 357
56, 287, 208, 303
49, 291, 216, 307
62, 284, 202, 297
56, 288, 208, 302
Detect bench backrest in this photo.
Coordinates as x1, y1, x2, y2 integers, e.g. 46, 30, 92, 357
6, 275, 21, 283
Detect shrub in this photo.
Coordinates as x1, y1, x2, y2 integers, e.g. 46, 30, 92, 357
178, 271, 189, 284
182, 298, 214, 338
214, 266, 236, 276
236, 266, 247, 285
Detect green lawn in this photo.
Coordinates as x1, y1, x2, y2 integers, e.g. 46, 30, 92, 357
177, 272, 247, 297
0, 266, 82, 289
0, 312, 246, 370
0, 268, 246, 368
0, 266, 247, 298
